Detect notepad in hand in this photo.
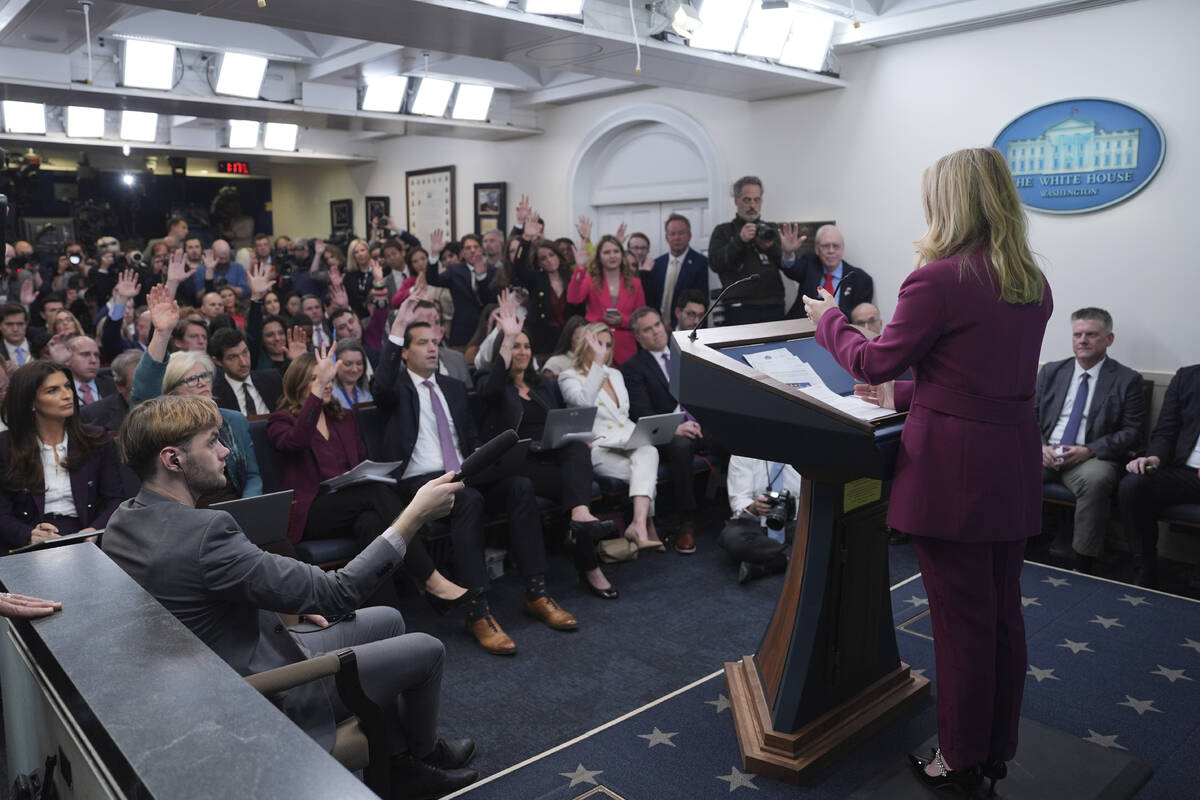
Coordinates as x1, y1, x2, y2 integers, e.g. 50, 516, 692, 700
320, 460, 405, 492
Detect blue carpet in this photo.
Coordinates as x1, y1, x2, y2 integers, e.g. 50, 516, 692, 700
451, 562, 1199, 799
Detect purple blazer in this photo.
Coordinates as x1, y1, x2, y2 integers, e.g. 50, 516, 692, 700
816, 251, 1053, 542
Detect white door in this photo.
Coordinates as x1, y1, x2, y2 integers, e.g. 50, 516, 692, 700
594, 201, 717, 299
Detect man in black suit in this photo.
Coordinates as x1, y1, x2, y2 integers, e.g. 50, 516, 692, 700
207, 328, 283, 417
371, 318, 577, 655
1036, 308, 1145, 572
783, 225, 874, 320
644, 214, 710, 328
330, 306, 381, 371
81, 350, 141, 432
623, 307, 709, 555
0, 301, 48, 367
66, 336, 116, 405
425, 234, 497, 347
1119, 364, 1200, 588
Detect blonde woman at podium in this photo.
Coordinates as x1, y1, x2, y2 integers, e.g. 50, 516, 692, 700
804, 147, 1053, 796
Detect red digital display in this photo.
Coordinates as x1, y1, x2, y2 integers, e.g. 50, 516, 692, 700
218, 161, 251, 175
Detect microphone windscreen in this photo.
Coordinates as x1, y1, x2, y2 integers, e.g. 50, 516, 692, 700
455, 429, 519, 480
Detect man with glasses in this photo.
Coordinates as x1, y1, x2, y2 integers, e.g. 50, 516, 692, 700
783, 225, 874, 320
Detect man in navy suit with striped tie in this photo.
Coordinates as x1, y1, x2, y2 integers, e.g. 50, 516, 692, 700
643, 214, 709, 329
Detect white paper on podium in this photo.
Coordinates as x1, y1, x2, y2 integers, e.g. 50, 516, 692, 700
321, 459, 404, 492
742, 348, 828, 390
797, 385, 894, 421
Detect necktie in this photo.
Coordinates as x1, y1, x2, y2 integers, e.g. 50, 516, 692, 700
422, 380, 461, 472
766, 463, 786, 543
662, 257, 681, 317
822, 272, 836, 296
80, 384, 95, 405
1059, 372, 1091, 447
242, 382, 261, 415
660, 352, 671, 375
14, 346, 25, 366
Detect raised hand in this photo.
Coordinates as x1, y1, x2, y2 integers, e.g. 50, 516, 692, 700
429, 228, 445, 256
165, 249, 194, 285
202, 248, 217, 270
286, 325, 309, 360
329, 281, 349, 310
313, 238, 326, 257
19, 279, 36, 306
46, 333, 72, 364
147, 283, 180, 333
114, 268, 141, 302
329, 264, 344, 287
390, 293, 423, 338
576, 216, 592, 242
575, 240, 590, 269
779, 222, 807, 256
371, 261, 385, 285
615, 222, 627, 243
515, 194, 530, 226
496, 302, 523, 339
309, 343, 336, 396
248, 262, 272, 301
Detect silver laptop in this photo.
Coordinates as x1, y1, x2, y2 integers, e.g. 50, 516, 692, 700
211, 490, 294, 545
532, 407, 598, 452
622, 412, 686, 449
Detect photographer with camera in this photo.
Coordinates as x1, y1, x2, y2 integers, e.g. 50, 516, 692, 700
708, 176, 806, 326
719, 455, 802, 584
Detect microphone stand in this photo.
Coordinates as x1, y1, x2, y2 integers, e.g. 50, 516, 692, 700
689, 273, 760, 341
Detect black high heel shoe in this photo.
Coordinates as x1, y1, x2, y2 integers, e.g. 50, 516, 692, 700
578, 572, 618, 599
426, 587, 481, 617
981, 760, 1007, 796
568, 518, 618, 544
908, 748, 983, 794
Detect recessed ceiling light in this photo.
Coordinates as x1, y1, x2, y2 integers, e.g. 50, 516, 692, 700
263, 122, 299, 151
66, 106, 106, 138
122, 40, 176, 90
452, 84, 495, 121
779, 8, 836, 72
215, 52, 269, 98
228, 119, 260, 148
2, 101, 46, 134
689, 0, 751, 53
411, 77, 455, 117
120, 110, 159, 142
361, 75, 409, 113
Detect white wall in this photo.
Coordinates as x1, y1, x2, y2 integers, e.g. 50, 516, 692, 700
271, 0, 1197, 373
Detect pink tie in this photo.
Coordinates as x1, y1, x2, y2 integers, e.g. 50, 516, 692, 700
80, 384, 95, 405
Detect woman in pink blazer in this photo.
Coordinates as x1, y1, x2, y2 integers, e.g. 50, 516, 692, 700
805, 148, 1053, 795
566, 235, 646, 366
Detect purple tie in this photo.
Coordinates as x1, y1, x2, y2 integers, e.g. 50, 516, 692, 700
422, 380, 461, 472
660, 352, 671, 375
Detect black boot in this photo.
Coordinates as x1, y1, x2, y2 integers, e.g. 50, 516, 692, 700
422, 737, 476, 770
391, 754, 478, 800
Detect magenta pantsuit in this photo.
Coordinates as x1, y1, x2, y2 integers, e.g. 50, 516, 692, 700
566, 268, 646, 366
816, 250, 1053, 767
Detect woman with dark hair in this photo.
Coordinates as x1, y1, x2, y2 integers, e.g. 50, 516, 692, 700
513, 234, 584, 356
480, 308, 619, 598
262, 287, 282, 318
332, 338, 373, 409
0, 361, 123, 548
542, 315, 588, 378
566, 234, 645, 366
391, 245, 453, 326
267, 349, 473, 612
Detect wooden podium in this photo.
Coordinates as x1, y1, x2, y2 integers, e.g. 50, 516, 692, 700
671, 320, 929, 783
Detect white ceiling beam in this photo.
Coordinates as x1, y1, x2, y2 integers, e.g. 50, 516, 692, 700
297, 43, 404, 81
512, 76, 639, 106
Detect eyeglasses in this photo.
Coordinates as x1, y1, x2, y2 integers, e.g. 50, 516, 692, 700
173, 372, 213, 390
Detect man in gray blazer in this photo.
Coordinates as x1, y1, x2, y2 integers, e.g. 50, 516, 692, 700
101, 395, 478, 796
1036, 307, 1145, 572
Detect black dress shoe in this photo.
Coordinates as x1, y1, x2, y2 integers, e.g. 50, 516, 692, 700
738, 561, 769, 585
907, 748, 982, 794
425, 587, 481, 617
392, 754, 478, 800
423, 737, 476, 770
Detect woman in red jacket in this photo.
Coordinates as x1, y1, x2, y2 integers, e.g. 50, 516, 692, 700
566, 234, 645, 366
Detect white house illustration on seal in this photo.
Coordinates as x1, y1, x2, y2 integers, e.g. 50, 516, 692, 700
1006, 116, 1140, 175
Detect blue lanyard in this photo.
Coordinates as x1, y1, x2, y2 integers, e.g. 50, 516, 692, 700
767, 463, 784, 492
337, 384, 358, 407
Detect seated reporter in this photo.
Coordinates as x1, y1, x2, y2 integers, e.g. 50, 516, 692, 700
479, 306, 619, 599
208, 328, 284, 417
720, 455, 802, 584
0, 361, 123, 549
102, 396, 478, 796
131, 285, 261, 504
332, 338, 374, 409
559, 323, 662, 550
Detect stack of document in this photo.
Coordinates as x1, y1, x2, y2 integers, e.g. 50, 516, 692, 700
743, 348, 893, 421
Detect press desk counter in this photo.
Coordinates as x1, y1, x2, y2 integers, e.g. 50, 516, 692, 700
0, 544, 376, 799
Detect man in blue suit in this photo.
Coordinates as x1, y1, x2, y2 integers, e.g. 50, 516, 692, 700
643, 214, 709, 328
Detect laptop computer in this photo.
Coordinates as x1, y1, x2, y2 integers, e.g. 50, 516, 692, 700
622, 412, 686, 449
211, 490, 295, 546
531, 407, 598, 452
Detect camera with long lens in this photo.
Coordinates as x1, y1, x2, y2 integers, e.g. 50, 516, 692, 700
762, 488, 796, 531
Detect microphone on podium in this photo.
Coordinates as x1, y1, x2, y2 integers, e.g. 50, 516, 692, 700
452, 429, 519, 483
690, 273, 761, 341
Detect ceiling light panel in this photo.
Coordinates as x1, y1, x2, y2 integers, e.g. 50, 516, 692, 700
411, 78, 456, 117
215, 52, 269, 98
779, 7, 836, 72
521, 0, 584, 15
361, 75, 410, 113
228, 120, 260, 148
263, 122, 299, 151
737, 3, 793, 59
2, 101, 46, 134
122, 40, 176, 90
120, 110, 159, 142
66, 106, 106, 138
690, 0, 752, 53
452, 84, 495, 121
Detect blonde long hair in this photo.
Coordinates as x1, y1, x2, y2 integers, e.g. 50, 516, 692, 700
914, 147, 1044, 305
570, 322, 613, 374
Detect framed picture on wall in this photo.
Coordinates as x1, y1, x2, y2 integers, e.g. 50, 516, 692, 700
330, 198, 353, 235
473, 182, 506, 235
405, 166, 456, 248
365, 196, 390, 240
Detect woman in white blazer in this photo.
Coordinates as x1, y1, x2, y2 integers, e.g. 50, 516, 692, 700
558, 322, 662, 549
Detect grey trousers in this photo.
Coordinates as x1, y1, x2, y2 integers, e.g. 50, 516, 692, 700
292, 606, 444, 759
1043, 458, 1122, 558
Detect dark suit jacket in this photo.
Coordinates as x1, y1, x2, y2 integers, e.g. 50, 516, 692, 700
0, 431, 124, 548
816, 250, 1053, 543
621, 348, 678, 422
512, 243, 584, 354
1148, 364, 1200, 467
213, 369, 284, 417
644, 249, 709, 326
0, 330, 49, 363
102, 488, 403, 751
707, 216, 786, 309
77, 373, 117, 403
98, 313, 146, 363
782, 254, 874, 318
425, 259, 498, 347
80, 391, 129, 432
1035, 356, 1146, 461
371, 339, 481, 466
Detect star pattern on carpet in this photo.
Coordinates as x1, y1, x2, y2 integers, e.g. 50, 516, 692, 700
1181, 638, 1200, 655
1117, 594, 1150, 607
560, 763, 603, 788
706, 694, 731, 713
1022, 596, 1041, 607
1058, 639, 1094, 654
1150, 665, 1193, 683
1090, 615, 1124, 629
1043, 575, 1070, 587
1083, 730, 1128, 750
904, 595, 928, 607
1027, 665, 1060, 682
637, 727, 678, 748
716, 766, 760, 792
1117, 696, 1162, 716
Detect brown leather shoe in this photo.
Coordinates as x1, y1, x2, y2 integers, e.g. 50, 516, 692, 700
675, 523, 697, 554
467, 615, 517, 655
523, 596, 579, 631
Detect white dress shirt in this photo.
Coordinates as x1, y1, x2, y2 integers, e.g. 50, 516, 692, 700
1049, 358, 1105, 446
225, 374, 266, 416
727, 456, 802, 522
1186, 434, 1200, 469
661, 252, 684, 317
40, 434, 77, 517
4, 338, 31, 365
401, 368, 464, 480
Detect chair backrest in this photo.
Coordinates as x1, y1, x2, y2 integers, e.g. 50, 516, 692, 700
247, 419, 283, 494
353, 402, 384, 461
